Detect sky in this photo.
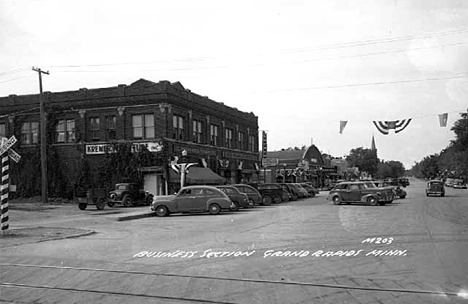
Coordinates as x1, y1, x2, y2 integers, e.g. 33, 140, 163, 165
1, 0, 467, 169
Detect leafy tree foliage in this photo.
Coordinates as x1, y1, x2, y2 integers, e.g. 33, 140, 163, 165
377, 160, 405, 179
345, 147, 379, 177
411, 112, 468, 181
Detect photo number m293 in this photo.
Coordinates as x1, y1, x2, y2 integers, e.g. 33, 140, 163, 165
361, 237, 394, 245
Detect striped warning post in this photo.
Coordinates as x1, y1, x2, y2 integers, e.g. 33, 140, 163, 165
1, 154, 9, 232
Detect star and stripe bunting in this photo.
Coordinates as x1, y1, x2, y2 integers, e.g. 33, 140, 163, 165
339, 112, 452, 134
372, 119, 412, 135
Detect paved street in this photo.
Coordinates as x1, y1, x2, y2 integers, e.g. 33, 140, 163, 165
1, 178, 468, 303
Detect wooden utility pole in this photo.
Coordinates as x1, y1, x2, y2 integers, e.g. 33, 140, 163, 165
32, 67, 49, 204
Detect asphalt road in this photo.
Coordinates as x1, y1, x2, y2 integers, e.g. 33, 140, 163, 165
1, 178, 468, 304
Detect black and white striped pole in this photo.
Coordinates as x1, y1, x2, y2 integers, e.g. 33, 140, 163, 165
1, 152, 9, 233
0, 135, 21, 235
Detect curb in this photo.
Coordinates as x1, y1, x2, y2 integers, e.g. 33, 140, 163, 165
116, 212, 155, 221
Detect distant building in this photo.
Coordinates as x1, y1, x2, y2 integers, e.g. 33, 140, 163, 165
259, 145, 338, 187
0, 79, 260, 197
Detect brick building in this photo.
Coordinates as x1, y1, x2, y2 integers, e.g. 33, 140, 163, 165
0, 79, 260, 197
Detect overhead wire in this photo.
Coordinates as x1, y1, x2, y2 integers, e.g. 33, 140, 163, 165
44, 27, 468, 70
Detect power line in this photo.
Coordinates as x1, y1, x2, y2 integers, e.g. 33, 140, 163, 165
236, 74, 468, 95
46, 39, 468, 74
44, 28, 468, 70
0, 74, 34, 84
0, 67, 29, 77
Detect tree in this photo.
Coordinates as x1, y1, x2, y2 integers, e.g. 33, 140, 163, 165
346, 147, 379, 178
377, 160, 405, 179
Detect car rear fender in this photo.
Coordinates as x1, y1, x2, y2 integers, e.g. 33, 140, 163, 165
206, 197, 228, 208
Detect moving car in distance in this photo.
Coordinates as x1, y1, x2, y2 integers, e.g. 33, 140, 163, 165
327, 181, 394, 206
215, 185, 251, 211
231, 184, 262, 206
426, 180, 445, 197
398, 177, 410, 187
150, 185, 235, 217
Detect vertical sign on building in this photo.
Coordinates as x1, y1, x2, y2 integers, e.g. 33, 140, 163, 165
262, 131, 267, 159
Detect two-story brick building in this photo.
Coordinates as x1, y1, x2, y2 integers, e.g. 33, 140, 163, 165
0, 79, 260, 197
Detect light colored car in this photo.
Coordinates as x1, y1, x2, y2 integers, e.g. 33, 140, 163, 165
150, 185, 235, 217
452, 179, 467, 189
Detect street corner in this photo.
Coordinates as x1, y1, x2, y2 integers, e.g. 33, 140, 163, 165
0, 227, 95, 247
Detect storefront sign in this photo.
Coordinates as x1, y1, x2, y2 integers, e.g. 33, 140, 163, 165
173, 145, 217, 156
262, 158, 279, 167
86, 142, 163, 155
223, 151, 258, 161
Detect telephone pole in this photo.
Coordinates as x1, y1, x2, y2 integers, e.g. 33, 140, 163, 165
32, 67, 49, 204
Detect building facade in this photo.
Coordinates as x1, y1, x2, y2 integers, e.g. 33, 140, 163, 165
259, 145, 338, 188
0, 79, 260, 197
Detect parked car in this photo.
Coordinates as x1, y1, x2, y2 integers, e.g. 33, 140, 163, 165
445, 178, 455, 187
249, 183, 284, 205
108, 183, 153, 207
279, 183, 298, 201
215, 185, 251, 211
452, 179, 467, 189
374, 180, 407, 199
231, 184, 262, 206
426, 180, 445, 197
300, 183, 319, 196
150, 185, 235, 216
327, 181, 394, 205
289, 183, 309, 198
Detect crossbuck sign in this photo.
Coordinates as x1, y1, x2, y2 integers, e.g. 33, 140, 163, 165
1, 135, 21, 233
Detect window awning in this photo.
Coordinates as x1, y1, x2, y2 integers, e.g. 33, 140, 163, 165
169, 166, 225, 184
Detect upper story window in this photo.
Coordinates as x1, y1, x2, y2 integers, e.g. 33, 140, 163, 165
21, 122, 39, 144
90, 117, 100, 142
238, 131, 245, 150
0, 123, 5, 138
106, 116, 116, 140
248, 134, 256, 152
56, 119, 75, 143
193, 120, 203, 143
225, 128, 233, 148
173, 115, 184, 140
132, 114, 154, 139
210, 124, 219, 146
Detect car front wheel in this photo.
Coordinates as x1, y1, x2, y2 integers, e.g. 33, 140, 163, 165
155, 205, 169, 217
230, 202, 239, 211
367, 197, 378, 206
262, 195, 272, 206
209, 203, 221, 215
332, 196, 341, 205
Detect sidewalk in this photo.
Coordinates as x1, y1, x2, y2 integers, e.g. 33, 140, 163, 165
1, 197, 155, 246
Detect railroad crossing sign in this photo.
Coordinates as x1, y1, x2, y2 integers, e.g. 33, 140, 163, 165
1, 135, 20, 233
0, 136, 21, 163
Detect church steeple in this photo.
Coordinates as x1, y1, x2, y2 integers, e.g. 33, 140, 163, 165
371, 134, 376, 151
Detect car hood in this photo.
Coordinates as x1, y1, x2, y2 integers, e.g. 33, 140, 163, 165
152, 195, 177, 202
